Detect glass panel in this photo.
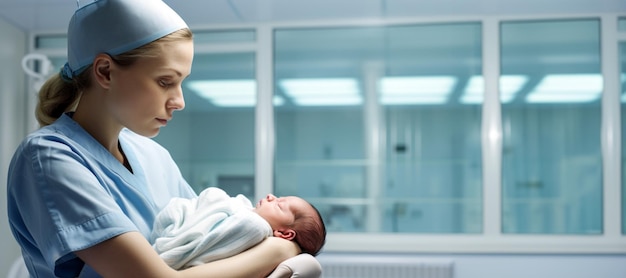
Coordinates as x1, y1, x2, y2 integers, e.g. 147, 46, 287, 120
274, 23, 483, 233
619, 42, 626, 234
34, 30, 256, 48
29, 56, 66, 76
501, 20, 602, 234
619, 17, 626, 32
35, 35, 67, 49
49, 57, 65, 70
193, 30, 255, 44
154, 52, 257, 200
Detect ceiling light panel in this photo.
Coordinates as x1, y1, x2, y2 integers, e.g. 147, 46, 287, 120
525, 74, 602, 103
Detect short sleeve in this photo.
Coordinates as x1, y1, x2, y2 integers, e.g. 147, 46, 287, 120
8, 136, 138, 276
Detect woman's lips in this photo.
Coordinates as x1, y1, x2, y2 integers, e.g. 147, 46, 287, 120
157, 118, 168, 126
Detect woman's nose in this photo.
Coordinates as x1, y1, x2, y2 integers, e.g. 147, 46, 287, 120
167, 86, 186, 111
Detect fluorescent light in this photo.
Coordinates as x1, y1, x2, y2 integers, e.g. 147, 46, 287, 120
500, 75, 528, 102
210, 97, 256, 107
279, 78, 361, 106
279, 78, 359, 97
292, 96, 362, 106
210, 96, 285, 107
525, 74, 602, 103
187, 80, 256, 98
461, 75, 528, 104
526, 93, 600, 103
461, 76, 483, 104
187, 80, 283, 107
380, 76, 456, 105
187, 79, 255, 106
381, 95, 448, 105
273, 96, 285, 106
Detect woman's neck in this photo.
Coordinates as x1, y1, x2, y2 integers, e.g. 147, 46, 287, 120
73, 92, 125, 164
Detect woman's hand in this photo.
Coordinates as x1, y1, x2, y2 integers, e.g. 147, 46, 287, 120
185, 237, 301, 278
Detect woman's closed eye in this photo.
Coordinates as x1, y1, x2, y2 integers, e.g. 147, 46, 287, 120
158, 79, 171, 88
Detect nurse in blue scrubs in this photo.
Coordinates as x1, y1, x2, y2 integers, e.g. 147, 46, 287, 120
6, 0, 299, 277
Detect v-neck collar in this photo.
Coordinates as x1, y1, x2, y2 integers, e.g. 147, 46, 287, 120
55, 113, 153, 202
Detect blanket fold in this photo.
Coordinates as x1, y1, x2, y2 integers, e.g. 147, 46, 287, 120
151, 187, 272, 269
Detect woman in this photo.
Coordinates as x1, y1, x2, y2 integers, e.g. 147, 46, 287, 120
6, 0, 299, 277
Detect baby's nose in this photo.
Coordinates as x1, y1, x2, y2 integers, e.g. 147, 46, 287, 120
266, 193, 276, 201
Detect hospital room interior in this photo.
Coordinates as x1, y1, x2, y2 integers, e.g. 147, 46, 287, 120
1, 0, 626, 277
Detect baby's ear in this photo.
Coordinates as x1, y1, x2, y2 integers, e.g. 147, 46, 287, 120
273, 229, 296, 241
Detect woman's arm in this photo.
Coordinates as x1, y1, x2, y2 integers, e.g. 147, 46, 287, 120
76, 232, 300, 278
183, 237, 301, 278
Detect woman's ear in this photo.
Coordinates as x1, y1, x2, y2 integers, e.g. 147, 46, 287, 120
93, 54, 112, 89
273, 229, 296, 241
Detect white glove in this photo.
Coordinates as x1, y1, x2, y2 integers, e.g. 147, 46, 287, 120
266, 254, 322, 278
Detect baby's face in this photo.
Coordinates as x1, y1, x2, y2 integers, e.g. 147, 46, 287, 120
254, 194, 311, 230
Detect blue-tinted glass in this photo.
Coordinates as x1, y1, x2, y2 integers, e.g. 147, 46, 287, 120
274, 23, 483, 233
154, 52, 257, 200
35, 35, 67, 49
49, 57, 65, 69
619, 42, 626, 234
193, 30, 255, 44
501, 20, 602, 234
619, 17, 626, 32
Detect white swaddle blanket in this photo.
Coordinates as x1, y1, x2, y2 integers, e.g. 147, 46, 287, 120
151, 187, 272, 269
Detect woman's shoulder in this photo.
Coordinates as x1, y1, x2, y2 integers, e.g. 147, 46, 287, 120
17, 122, 77, 154
17, 113, 87, 150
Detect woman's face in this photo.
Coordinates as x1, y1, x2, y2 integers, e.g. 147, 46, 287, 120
107, 39, 194, 138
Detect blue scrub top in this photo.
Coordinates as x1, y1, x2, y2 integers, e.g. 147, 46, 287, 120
6, 113, 197, 277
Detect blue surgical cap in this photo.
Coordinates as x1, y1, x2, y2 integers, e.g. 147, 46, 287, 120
61, 0, 188, 81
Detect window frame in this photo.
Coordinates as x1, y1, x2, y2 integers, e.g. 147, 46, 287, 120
27, 14, 626, 254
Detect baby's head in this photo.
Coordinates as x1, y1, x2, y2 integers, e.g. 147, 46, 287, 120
254, 194, 326, 256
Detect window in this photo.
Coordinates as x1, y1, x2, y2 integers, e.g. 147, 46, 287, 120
193, 29, 255, 44
34, 35, 67, 73
35, 34, 67, 49
28, 15, 625, 253
500, 19, 603, 234
619, 17, 626, 32
32, 35, 67, 83
273, 23, 484, 233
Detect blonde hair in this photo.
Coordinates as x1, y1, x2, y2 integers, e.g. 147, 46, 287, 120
36, 28, 193, 126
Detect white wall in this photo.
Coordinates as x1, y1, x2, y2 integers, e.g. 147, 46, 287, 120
0, 17, 27, 274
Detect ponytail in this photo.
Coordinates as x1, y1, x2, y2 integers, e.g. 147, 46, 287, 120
35, 68, 90, 127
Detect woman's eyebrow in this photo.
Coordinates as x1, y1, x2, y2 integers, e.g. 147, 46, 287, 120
159, 67, 186, 77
